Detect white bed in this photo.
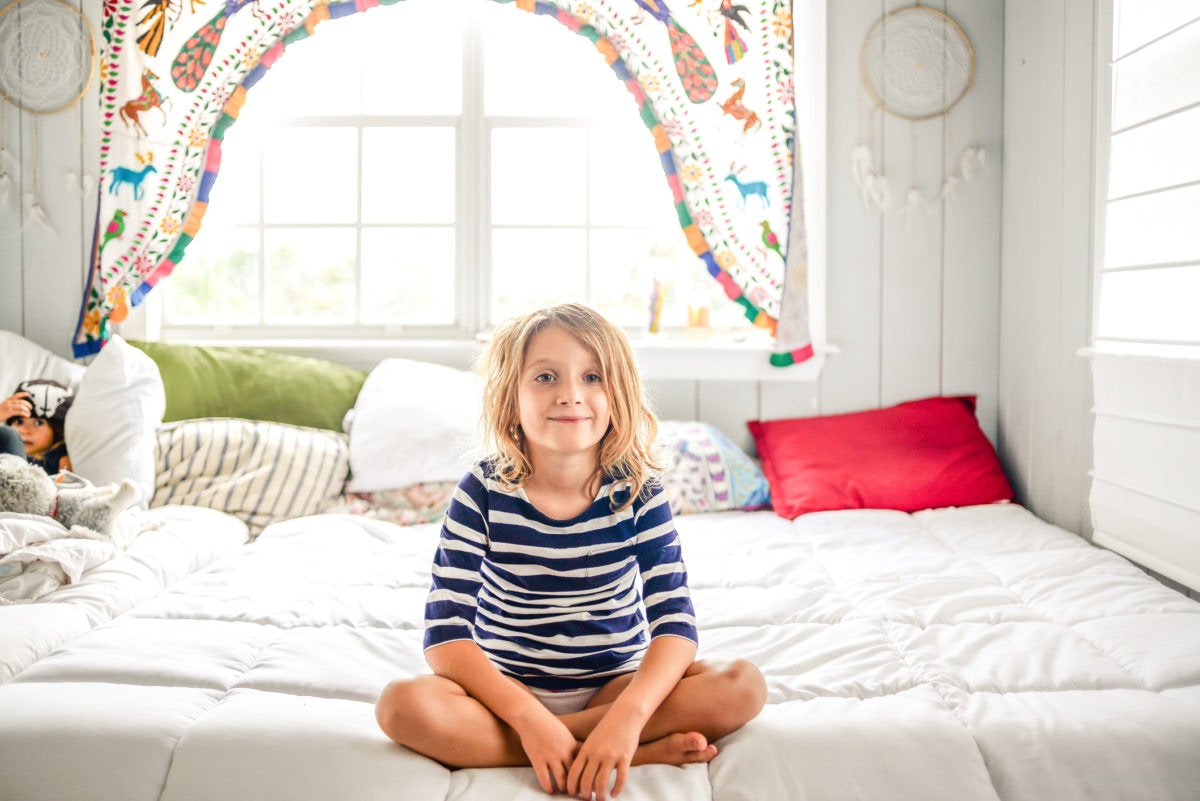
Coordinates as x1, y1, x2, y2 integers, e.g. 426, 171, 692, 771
3, 334, 1198, 799
2, 502, 1198, 801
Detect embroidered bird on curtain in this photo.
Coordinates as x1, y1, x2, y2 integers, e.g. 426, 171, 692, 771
76, 0, 811, 366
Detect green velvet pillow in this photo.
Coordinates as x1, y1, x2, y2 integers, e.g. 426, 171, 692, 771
128, 341, 367, 432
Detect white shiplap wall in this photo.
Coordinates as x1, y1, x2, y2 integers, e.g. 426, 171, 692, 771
0, 0, 1101, 537
0, 0, 98, 357
1000, 0, 1096, 536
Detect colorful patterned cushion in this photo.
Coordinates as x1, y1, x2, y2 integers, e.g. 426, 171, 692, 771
329, 481, 459, 527
656, 421, 771, 515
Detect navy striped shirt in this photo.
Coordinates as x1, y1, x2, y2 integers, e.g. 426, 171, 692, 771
423, 460, 698, 690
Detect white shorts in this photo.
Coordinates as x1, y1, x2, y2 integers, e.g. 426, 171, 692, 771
528, 685, 600, 716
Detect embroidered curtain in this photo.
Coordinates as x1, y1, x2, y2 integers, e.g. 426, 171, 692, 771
77, 0, 810, 365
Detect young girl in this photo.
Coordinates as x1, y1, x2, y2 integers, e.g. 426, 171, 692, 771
1, 379, 74, 475
375, 303, 767, 801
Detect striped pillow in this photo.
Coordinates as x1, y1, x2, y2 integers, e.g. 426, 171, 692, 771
152, 418, 349, 535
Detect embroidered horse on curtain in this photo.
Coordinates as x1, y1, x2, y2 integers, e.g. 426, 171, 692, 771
77, 0, 810, 365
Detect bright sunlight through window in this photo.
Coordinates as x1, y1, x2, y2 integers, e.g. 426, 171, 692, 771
164, 0, 750, 341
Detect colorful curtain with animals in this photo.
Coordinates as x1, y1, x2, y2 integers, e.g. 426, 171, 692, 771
76, 0, 811, 365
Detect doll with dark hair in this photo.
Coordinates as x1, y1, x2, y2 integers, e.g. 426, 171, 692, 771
1, 379, 75, 476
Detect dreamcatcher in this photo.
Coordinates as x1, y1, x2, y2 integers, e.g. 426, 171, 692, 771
851, 4, 983, 215
0, 0, 96, 232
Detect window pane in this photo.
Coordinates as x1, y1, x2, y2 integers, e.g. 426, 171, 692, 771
491, 228, 586, 322
1107, 105, 1200, 199
257, 22, 361, 117
492, 127, 586, 225
362, 0, 464, 115
1105, 184, 1200, 268
361, 228, 456, 325
1097, 266, 1200, 342
362, 127, 455, 224
1113, 0, 1200, 59
166, 227, 260, 324
264, 128, 358, 223
265, 228, 356, 323
590, 124, 679, 228
1111, 20, 1200, 131
482, 4, 626, 118
590, 230, 706, 330
589, 230, 670, 328
207, 129, 261, 226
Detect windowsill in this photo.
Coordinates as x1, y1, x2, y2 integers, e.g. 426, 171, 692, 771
184, 331, 829, 382
628, 333, 827, 381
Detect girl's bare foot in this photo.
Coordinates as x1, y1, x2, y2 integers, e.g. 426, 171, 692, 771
633, 732, 718, 766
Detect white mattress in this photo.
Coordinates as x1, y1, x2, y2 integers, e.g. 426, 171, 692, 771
1, 504, 1198, 801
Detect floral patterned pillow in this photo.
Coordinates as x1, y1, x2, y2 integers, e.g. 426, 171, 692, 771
329, 480, 458, 527
656, 421, 771, 515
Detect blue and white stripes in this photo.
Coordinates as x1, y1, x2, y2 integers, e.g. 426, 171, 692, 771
424, 461, 697, 690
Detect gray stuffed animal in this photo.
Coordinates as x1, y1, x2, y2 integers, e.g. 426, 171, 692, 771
0, 454, 142, 541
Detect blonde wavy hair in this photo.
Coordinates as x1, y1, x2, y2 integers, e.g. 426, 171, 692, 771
478, 303, 662, 510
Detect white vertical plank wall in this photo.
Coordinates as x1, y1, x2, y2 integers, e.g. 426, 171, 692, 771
878, 0, 948, 410
0, 108, 18, 328
1000, 0, 1095, 535
0, 0, 1103, 537
0, 0, 99, 358
942, 0, 1003, 445
820, 0, 885, 415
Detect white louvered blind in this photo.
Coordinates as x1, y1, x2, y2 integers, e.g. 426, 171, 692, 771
1089, 0, 1200, 591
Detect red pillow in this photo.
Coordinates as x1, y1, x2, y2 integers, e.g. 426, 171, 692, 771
747, 396, 1013, 519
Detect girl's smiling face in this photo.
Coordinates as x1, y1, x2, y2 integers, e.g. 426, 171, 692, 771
517, 325, 611, 463
9, 417, 54, 459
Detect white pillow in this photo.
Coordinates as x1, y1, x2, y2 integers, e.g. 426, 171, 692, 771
0, 330, 86, 394
65, 335, 165, 507
345, 358, 483, 493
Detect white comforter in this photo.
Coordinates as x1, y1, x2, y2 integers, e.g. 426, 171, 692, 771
0, 513, 118, 603
1, 504, 1198, 801
0, 505, 248, 683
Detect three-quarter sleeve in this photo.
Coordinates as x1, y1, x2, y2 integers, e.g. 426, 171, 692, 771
634, 485, 698, 644
423, 468, 490, 650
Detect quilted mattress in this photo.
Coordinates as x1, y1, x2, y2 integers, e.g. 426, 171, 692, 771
1, 504, 1199, 801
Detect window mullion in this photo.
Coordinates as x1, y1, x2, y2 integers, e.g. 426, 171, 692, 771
257, 135, 267, 326
584, 125, 593, 309
355, 123, 364, 326
462, 9, 486, 334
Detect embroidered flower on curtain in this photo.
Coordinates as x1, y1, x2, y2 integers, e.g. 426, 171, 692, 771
77, 0, 810, 365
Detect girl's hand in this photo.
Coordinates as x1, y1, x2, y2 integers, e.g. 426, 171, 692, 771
1, 392, 31, 421
567, 710, 641, 801
516, 711, 580, 796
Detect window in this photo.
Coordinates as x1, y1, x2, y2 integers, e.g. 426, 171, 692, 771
1088, 0, 1200, 591
163, 0, 750, 341
1095, 2, 1200, 354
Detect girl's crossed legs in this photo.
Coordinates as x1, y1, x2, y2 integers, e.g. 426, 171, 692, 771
375, 658, 766, 771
